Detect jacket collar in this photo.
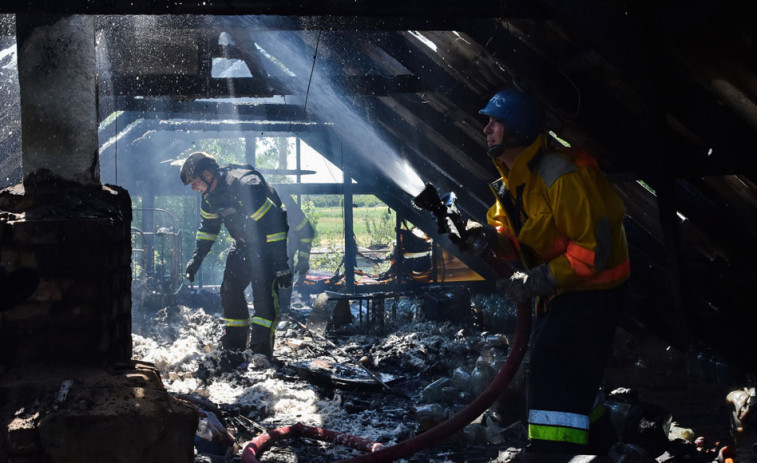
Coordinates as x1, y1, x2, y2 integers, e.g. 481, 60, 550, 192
492, 134, 547, 184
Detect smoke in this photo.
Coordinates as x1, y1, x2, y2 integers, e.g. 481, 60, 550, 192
95, 16, 428, 197
217, 17, 426, 197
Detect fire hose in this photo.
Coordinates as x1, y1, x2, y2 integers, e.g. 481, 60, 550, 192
333, 299, 531, 463
240, 183, 532, 462
241, 422, 385, 463
240, 300, 531, 463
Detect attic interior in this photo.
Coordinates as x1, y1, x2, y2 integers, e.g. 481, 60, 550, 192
1, 1, 756, 462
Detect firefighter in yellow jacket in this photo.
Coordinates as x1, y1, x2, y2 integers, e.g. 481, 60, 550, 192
180, 151, 292, 358
466, 88, 630, 455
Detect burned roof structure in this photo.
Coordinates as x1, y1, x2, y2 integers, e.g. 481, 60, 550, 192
1, 2, 756, 374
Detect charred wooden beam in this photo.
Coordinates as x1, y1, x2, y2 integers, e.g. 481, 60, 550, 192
132, 120, 326, 133
101, 102, 312, 121
378, 31, 487, 120
334, 75, 427, 96
111, 75, 278, 99
461, 19, 584, 132
110, 74, 429, 99
661, 75, 757, 177
5, 0, 544, 20
274, 183, 377, 195
377, 93, 491, 177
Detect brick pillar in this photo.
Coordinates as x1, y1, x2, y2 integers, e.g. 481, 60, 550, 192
0, 14, 132, 369
0, 183, 133, 367
1, 15, 197, 463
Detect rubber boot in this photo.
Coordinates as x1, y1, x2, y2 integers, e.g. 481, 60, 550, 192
217, 350, 246, 372
589, 411, 620, 455
220, 325, 249, 351
526, 439, 587, 456
250, 324, 273, 358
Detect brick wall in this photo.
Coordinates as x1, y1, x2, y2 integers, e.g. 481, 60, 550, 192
0, 183, 133, 369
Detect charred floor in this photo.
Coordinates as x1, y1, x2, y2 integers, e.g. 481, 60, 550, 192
129, 283, 748, 463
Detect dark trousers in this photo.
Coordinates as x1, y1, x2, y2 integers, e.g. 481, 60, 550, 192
527, 283, 626, 453
221, 242, 280, 355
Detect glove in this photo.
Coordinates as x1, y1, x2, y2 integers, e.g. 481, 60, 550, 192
444, 215, 465, 245
447, 219, 498, 256
293, 250, 310, 277
439, 192, 465, 240
496, 263, 557, 303
462, 221, 499, 256
275, 269, 293, 289
185, 257, 202, 282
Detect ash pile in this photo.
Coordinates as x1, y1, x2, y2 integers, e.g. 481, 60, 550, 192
132, 289, 751, 463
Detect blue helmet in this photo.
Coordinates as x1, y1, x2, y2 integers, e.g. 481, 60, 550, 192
479, 88, 545, 146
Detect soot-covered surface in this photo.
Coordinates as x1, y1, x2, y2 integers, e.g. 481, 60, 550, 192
132, 291, 744, 463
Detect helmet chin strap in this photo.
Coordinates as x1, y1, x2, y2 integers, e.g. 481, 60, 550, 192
487, 126, 532, 159
200, 171, 216, 196
487, 144, 504, 159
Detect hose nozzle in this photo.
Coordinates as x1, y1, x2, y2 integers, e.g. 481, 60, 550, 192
411, 182, 464, 237
411, 182, 440, 210
412, 183, 448, 234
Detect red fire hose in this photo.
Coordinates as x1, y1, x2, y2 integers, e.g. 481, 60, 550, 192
333, 299, 531, 463
241, 422, 385, 463
240, 184, 533, 461
239, 298, 532, 463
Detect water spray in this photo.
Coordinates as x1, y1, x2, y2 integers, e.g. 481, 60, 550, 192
223, 17, 429, 198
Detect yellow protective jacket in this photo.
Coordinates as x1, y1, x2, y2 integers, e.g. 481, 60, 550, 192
486, 135, 630, 291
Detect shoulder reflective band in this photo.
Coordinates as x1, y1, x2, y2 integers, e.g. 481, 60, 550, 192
293, 217, 309, 231
267, 231, 287, 243
196, 231, 218, 242
201, 209, 220, 220
250, 198, 274, 221
223, 317, 250, 327
528, 409, 589, 445
251, 316, 273, 328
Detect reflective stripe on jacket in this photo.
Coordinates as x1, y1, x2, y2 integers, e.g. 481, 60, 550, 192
193, 164, 289, 270
486, 134, 629, 291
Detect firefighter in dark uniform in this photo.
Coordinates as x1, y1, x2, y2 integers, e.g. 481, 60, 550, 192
180, 151, 292, 357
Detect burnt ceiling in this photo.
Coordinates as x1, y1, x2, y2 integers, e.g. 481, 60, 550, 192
1, 2, 756, 371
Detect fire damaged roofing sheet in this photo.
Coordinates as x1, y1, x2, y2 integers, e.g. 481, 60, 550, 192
0, 2, 756, 371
